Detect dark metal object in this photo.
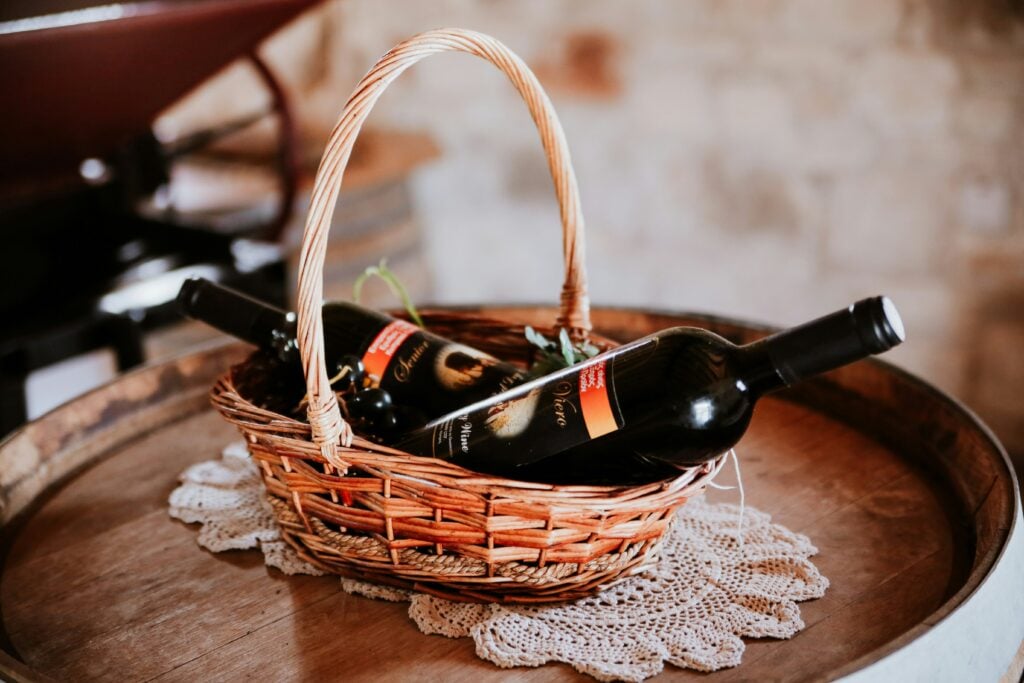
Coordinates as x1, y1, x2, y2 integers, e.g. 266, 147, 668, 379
0, 313, 144, 435
0, 0, 322, 436
0, 0, 319, 190
247, 50, 300, 244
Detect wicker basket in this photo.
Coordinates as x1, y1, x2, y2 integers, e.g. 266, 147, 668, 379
211, 28, 724, 603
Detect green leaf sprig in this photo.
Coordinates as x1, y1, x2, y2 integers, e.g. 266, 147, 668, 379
524, 326, 601, 378
353, 259, 425, 328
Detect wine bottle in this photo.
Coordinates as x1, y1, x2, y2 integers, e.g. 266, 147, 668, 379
393, 297, 905, 480
176, 278, 526, 419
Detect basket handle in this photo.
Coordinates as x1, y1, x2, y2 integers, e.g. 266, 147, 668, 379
296, 28, 592, 461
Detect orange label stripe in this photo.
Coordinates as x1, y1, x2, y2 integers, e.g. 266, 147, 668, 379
361, 320, 418, 381
579, 360, 618, 439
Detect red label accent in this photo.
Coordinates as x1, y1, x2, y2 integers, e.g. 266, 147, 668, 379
361, 320, 418, 381
579, 360, 617, 439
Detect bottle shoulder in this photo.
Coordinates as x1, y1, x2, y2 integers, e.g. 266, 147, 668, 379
321, 301, 394, 324
320, 302, 394, 348
611, 327, 755, 423
657, 326, 739, 347
615, 327, 740, 375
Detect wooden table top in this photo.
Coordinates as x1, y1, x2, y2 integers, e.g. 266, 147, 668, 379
0, 306, 1016, 681
0, 397, 963, 681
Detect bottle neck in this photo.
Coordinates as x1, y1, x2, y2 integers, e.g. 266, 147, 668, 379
177, 278, 299, 364
734, 341, 786, 395
737, 296, 905, 395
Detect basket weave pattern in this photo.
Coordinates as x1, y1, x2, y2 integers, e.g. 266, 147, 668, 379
211, 29, 723, 603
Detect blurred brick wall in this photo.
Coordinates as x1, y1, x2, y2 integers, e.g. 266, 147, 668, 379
163, 0, 1024, 463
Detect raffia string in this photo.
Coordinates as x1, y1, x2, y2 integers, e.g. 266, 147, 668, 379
709, 448, 747, 546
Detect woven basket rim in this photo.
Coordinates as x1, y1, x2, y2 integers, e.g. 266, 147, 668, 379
212, 309, 725, 505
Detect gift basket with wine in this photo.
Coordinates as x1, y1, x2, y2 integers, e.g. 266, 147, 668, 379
193, 29, 903, 603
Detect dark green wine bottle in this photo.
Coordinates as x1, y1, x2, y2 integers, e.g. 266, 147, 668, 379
393, 297, 905, 481
176, 277, 526, 419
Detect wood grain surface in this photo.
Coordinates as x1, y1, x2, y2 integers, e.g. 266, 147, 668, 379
0, 307, 1014, 682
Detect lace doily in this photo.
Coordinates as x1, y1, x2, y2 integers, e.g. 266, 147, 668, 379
170, 443, 828, 681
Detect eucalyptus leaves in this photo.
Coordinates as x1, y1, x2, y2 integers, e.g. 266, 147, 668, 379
524, 325, 601, 378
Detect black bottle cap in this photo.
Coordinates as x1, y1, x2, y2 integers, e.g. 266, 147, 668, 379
851, 296, 905, 353
176, 276, 204, 314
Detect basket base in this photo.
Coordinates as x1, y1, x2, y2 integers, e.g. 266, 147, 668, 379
277, 526, 663, 604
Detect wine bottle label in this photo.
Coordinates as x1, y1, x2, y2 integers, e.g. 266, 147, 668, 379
361, 320, 419, 382
420, 354, 625, 464
579, 360, 617, 439
361, 320, 525, 404
431, 343, 526, 395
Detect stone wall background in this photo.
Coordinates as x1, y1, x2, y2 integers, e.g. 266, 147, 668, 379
162, 0, 1024, 462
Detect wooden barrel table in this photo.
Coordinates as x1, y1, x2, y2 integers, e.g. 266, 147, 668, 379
1, 306, 1020, 682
